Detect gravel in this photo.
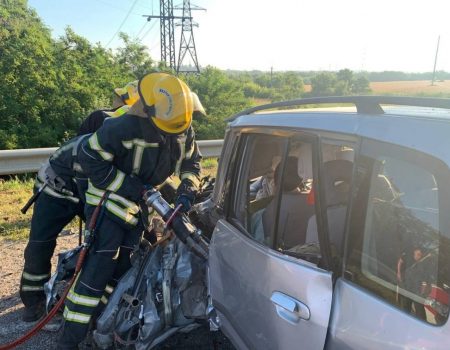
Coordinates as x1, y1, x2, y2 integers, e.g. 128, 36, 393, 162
0, 234, 78, 350
0, 234, 235, 350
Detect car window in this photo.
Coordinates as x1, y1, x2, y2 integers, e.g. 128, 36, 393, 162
230, 133, 325, 265
231, 133, 287, 242
345, 142, 450, 326
303, 141, 355, 266
270, 138, 316, 252
216, 133, 241, 213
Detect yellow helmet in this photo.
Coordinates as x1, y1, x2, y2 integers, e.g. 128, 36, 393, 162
138, 73, 194, 135
114, 80, 139, 106
191, 92, 206, 116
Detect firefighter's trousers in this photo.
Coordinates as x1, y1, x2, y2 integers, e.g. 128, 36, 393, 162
20, 191, 84, 308
57, 205, 142, 349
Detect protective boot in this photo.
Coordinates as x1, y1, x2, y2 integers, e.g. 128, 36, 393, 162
22, 301, 45, 322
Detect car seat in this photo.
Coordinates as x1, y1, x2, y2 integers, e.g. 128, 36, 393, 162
305, 160, 353, 254
261, 156, 314, 249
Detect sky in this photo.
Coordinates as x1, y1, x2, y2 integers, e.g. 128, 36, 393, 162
28, 0, 450, 72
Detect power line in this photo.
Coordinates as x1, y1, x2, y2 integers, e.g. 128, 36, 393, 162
149, 40, 161, 54
135, 21, 149, 38
92, 0, 141, 15
140, 19, 158, 41
105, 0, 140, 48
125, 0, 153, 11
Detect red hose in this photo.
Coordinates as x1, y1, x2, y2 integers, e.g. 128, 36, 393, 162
0, 248, 87, 350
0, 193, 108, 349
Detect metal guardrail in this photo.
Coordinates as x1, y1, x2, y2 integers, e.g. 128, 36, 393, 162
0, 139, 223, 175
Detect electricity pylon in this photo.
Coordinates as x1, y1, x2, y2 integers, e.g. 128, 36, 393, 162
143, 0, 205, 73
144, 0, 177, 70
175, 0, 205, 73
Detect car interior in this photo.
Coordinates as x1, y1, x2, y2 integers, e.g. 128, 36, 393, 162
243, 135, 355, 265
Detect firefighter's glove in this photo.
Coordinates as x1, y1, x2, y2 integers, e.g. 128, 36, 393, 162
175, 182, 196, 213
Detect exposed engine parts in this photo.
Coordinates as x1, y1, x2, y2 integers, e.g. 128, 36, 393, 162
144, 187, 209, 260
93, 235, 208, 349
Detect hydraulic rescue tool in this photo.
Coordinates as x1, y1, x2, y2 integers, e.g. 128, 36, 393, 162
144, 186, 209, 260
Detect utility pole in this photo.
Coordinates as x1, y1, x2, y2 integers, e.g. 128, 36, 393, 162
160, 0, 176, 69
431, 35, 440, 86
143, 1, 205, 73
270, 66, 273, 88
144, 0, 177, 70
175, 0, 205, 73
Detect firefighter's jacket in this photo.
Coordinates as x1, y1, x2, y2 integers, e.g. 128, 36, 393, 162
77, 106, 130, 136
35, 135, 90, 203
78, 114, 202, 226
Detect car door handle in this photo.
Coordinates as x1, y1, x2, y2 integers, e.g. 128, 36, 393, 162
270, 292, 310, 324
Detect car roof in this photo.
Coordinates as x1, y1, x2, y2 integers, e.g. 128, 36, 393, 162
229, 96, 450, 166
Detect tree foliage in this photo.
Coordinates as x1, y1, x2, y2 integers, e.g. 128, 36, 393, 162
0, 1, 161, 149
5, 1, 446, 149
115, 33, 154, 80
0, 0, 56, 148
183, 67, 251, 139
0, 1, 253, 147
229, 71, 304, 101
310, 69, 370, 96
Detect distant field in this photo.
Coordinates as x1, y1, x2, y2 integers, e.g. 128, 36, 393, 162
370, 80, 450, 95
303, 80, 450, 96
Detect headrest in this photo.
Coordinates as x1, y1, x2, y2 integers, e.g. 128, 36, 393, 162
323, 160, 353, 207
275, 156, 303, 191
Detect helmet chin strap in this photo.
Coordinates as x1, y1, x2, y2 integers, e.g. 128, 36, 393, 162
143, 104, 156, 118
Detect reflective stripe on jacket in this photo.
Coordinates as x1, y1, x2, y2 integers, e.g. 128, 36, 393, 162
78, 114, 202, 225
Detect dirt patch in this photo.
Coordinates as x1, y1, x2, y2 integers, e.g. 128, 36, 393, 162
0, 234, 78, 349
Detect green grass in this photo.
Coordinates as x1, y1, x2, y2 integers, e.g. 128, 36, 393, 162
201, 158, 218, 177
0, 177, 79, 241
0, 178, 35, 240
0, 161, 218, 241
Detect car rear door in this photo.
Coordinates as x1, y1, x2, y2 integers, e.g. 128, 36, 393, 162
209, 129, 335, 350
327, 138, 450, 349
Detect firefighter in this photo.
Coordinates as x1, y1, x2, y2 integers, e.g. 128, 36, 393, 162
19, 81, 139, 323
57, 72, 202, 349
77, 80, 139, 135
19, 136, 87, 322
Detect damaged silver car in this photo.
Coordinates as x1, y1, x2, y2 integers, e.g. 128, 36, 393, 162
48, 96, 450, 350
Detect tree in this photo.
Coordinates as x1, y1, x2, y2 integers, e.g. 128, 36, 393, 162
337, 69, 353, 86
51, 28, 126, 138
0, 0, 57, 148
115, 33, 155, 80
270, 72, 304, 101
183, 67, 251, 139
310, 70, 371, 97
352, 76, 371, 94
310, 72, 337, 96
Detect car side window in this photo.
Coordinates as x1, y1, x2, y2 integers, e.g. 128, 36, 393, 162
346, 142, 450, 325
231, 133, 287, 245
231, 133, 323, 263
269, 138, 317, 255
303, 141, 355, 264
216, 133, 241, 213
